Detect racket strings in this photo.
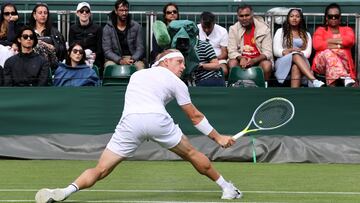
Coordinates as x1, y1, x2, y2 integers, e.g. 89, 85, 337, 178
253, 99, 294, 129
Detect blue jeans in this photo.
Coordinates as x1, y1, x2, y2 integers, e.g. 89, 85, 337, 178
196, 77, 225, 87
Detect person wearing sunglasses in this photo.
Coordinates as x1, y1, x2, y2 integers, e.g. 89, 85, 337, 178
3, 25, 50, 86
0, 2, 19, 68
102, 0, 145, 70
29, 3, 66, 70
312, 3, 356, 87
228, 4, 273, 85
0, 2, 19, 48
69, 2, 103, 77
150, 3, 179, 64
273, 8, 325, 88
162, 3, 179, 25
54, 42, 99, 87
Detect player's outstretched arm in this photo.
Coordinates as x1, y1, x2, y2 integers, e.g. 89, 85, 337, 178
180, 103, 235, 148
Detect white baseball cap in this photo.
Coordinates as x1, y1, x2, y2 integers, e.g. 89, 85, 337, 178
76, 2, 91, 11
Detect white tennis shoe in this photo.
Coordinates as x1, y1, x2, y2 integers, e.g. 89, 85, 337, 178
221, 182, 243, 200
35, 188, 66, 203
312, 79, 325, 88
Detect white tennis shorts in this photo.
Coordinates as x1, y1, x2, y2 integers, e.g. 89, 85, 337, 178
106, 113, 183, 157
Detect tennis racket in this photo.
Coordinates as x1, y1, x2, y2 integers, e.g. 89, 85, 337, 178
233, 97, 295, 140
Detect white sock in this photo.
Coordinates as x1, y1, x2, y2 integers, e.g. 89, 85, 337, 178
215, 175, 230, 190
63, 183, 79, 197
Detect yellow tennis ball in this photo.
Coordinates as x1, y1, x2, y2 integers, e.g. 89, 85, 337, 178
259, 120, 263, 124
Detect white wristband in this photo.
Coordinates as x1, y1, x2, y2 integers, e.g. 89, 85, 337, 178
194, 117, 214, 135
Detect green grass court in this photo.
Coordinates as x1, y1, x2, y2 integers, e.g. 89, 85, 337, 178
0, 160, 360, 202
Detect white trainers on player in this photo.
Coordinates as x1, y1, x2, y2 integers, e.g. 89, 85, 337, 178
221, 182, 243, 200
35, 188, 66, 203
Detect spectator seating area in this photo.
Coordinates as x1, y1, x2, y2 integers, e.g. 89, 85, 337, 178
5, 2, 360, 86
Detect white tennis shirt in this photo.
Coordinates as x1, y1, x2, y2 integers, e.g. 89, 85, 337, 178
121, 66, 191, 118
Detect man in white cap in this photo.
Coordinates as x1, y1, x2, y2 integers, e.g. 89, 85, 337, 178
69, 2, 103, 74
35, 49, 242, 203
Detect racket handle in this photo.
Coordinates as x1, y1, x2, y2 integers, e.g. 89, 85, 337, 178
233, 131, 246, 140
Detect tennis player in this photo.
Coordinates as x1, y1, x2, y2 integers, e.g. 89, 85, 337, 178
35, 49, 242, 202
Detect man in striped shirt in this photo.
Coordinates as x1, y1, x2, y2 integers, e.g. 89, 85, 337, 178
193, 39, 225, 86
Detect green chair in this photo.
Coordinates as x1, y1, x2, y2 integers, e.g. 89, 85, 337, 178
92, 65, 100, 77
228, 66, 265, 87
102, 64, 137, 86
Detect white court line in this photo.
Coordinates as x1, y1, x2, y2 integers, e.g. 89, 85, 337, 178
0, 201, 270, 203
0, 201, 284, 203
0, 189, 360, 195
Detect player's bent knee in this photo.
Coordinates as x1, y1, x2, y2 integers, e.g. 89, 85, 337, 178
197, 161, 212, 175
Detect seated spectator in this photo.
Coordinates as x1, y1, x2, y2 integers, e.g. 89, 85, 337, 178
228, 4, 273, 82
312, 3, 356, 87
273, 8, 325, 88
193, 39, 224, 87
3, 25, 50, 86
150, 3, 179, 64
0, 2, 19, 48
103, 0, 145, 70
29, 3, 66, 70
69, 2, 103, 75
198, 11, 229, 78
0, 2, 19, 66
54, 42, 99, 87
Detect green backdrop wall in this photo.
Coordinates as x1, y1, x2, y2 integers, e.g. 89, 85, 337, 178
1, 87, 359, 137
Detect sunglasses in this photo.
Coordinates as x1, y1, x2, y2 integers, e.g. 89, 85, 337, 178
72, 49, 84, 55
79, 9, 90, 14
3, 12, 17, 16
238, 14, 251, 18
166, 10, 178, 15
327, 14, 340, 20
21, 34, 34, 40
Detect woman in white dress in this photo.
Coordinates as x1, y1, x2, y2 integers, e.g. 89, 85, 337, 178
273, 8, 324, 88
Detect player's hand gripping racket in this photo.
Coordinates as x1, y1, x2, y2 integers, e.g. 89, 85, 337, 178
233, 97, 295, 140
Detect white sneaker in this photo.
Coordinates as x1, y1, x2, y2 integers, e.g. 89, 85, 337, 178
344, 77, 355, 87
35, 188, 66, 203
312, 79, 325, 88
221, 182, 243, 200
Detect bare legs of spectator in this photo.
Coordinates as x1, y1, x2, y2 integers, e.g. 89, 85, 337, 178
291, 54, 317, 88
258, 60, 272, 81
